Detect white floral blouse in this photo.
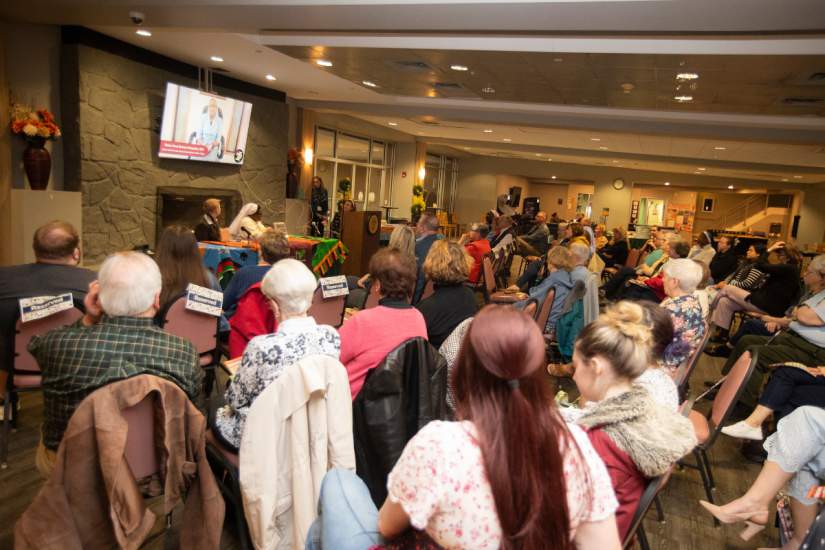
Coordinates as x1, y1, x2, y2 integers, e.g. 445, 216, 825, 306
214, 316, 340, 448
387, 420, 618, 549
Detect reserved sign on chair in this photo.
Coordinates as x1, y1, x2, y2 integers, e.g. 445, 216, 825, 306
185, 284, 224, 317
18, 294, 74, 323
319, 275, 349, 299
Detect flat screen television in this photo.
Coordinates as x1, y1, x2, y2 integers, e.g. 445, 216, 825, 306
158, 82, 252, 165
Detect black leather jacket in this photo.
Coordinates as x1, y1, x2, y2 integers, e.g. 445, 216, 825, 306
352, 337, 449, 506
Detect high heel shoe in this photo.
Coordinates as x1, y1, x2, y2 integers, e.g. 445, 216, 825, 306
699, 500, 769, 541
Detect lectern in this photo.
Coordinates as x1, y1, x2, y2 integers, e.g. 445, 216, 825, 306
341, 210, 381, 276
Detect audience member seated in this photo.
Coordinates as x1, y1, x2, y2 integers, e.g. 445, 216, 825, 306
700, 406, 825, 548
155, 225, 228, 334
194, 197, 222, 242
613, 240, 690, 303
229, 202, 267, 241
714, 243, 767, 292
222, 229, 290, 318
708, 235, 739, 283
566, 222, 590, 248
635, 302, 679, 410
717, 254, 825, 410
307, 305, 622, 549
29, 252, 202, 477
659, 258, 706, 372
330, 199, 355, 239
438, 317, 473, 410
594, 224, 608, 250
490, 214, 516, 253
637, 231, 667, 275
213, 259, 340, 451
513, 246, 574, 334
710, 241, 802, 342
515, 211, 550, 257
339, 248, 428, 399
570, 242, 599, 325
573, 301, 697, 539
688, 231, 716, 265
459, 222, 492, 284
415, 241, 477, 348
412, 211, 442, 302
598, 226, 629, 268
602, 231, 668, 300
0, 221, 96, 382
349, 224, 416, 308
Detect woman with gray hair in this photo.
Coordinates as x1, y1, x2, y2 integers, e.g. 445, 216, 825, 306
213, 259, 340, 450
660, 258, 706, 372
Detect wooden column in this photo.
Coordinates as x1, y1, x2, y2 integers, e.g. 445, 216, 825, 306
0, 31, 11, 265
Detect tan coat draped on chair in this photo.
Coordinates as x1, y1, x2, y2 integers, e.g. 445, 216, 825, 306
240, 354, 355, 550
15, 375, 224, 550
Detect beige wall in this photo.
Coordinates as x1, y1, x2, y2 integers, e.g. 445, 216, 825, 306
797, 188, 825, 248
531, 182, 569, 218
0, 28, 10, 264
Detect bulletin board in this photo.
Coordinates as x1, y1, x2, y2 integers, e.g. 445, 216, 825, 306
665, 203, 696, 233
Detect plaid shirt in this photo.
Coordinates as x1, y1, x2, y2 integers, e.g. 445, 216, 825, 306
29, 315, 202, 450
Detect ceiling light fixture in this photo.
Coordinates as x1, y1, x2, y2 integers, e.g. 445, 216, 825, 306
677, 72, 699, 80
535, 153, 542, 157
502, 138, 512, 142
362, 80, 378, 88
553, 58, 563, 63
265, 74, 277, 81
450, 64, 469, 71
664, 182, 671, 186
727, 185, 734, 189
599, 146, 609, 150
714, 146, 727, 151
136, 29, 152, 37
387, 122, 398, 126
551, 175, 557, 179
590, 137, 601, 142
483, 129, 493, 133
315, 59, 333, 67
782, 178, 789, 182
698, 167, 707, 171
210, 56, 224, 63
794, 175, 803, 179
674, 95, 693, 102
482, 87, 495, 94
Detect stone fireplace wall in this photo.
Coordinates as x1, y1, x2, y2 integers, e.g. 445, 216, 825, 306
64, 42, 287, 264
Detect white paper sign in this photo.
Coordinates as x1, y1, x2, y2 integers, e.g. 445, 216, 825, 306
19, 293, 74, 323
185, 284, 224, 317
319, 275, 349, 299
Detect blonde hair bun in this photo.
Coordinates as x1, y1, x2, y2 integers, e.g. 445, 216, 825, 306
601, 301, 652, 348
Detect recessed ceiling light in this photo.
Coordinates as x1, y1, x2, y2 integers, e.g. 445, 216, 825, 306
315, 59, 333, 67
502, 138, 512, 142
727, 185, 734, 189
599, 146, 609, 151
135, 29, 152, 37
782, 178, 789, 182
674, 95, 693, 102
387, 122, 398, 126
551, 175, 557, 179
590, 137, 601, 142
482, 87, 495, 94
450, 64, 469, 71
677, 72, 699, 80
265, 74, 277, 81
714, 146, 727, 151
535, 153, 542, 157
553, 58, 563, 63
664, 182, 671, 186
698, 167, 706, 171
362, 80, 378, 88
612, 160, 620, 164
547, 158, 552, 162
210, 56, 224, 63
794, 175, 803, 179
483, 129, 493, 133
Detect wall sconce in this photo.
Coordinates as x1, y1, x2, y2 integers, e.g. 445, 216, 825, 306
303, 147, 313, 164
418, 166, 426, 180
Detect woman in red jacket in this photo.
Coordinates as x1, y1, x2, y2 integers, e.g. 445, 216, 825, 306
571, 301, 697, 540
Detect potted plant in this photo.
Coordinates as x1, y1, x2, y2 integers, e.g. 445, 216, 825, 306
10, 103, 61, 190
338, 177, 352, 201
411, 184, 426, 222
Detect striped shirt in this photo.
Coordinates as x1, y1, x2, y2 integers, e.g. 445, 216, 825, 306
29, 315, 202, 450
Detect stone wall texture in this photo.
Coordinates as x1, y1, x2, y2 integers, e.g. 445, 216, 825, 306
75, 45, 287, 263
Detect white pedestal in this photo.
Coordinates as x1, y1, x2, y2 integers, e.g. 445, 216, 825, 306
10, 189, 82, 264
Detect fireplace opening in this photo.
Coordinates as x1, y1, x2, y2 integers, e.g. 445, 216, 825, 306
156, 186, 242, 243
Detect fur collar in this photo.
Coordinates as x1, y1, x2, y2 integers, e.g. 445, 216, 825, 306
577, 387, 696, 477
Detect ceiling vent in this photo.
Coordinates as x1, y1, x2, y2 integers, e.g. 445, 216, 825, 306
389, 60, 433, 73
431, 81, 478, 98
782, 97, 824, 105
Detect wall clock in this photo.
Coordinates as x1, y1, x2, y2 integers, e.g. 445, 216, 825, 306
612, 178, 626, 190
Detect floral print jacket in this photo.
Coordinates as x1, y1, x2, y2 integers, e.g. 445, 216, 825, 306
661, 294, 705, 371
214, 316, 340, 448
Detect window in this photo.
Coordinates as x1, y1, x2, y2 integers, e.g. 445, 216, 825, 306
422, 154, 459, 213
312, 127, 393, 229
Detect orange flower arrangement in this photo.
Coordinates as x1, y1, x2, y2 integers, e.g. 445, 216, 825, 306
10, 103, 61, 141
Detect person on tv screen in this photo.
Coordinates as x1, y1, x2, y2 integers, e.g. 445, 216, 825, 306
197, 98, 223, 160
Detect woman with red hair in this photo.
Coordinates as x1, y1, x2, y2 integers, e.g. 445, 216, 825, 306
307, 305, 621, 549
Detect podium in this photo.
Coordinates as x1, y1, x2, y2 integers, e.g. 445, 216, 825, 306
341, 210, 381, 276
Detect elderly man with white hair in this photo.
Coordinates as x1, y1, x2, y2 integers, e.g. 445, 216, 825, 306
659, 258, 706, 372
568, 242, 600, 325
29, 251, 203, 478
213, 258, 340, 450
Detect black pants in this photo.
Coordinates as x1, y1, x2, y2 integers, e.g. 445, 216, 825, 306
759, 366, 825, 421
731, 318, 773, 347
602, 267, 637, 300
722, 331, 825, 409
311, 218, 325, 237
618, 284, 660, 303
517, 260, 543, 291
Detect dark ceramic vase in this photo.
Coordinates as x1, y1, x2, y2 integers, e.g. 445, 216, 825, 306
23, 137, 51, 190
